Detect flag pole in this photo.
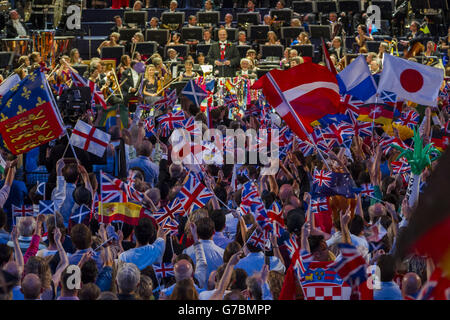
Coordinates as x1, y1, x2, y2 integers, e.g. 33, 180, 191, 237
265, 73, 331, 170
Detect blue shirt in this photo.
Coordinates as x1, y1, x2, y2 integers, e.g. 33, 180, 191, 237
213, 232, 232, 250
183, 240, 224, 285
235, 252, 286, 277
162, 282, 204, 297
69, 248, 104, 272
373, 281, 403, 300
119, 238, 165, 270
128, 155, 159, 187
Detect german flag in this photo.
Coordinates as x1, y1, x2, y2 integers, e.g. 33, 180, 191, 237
99, 202, 143, 226
357, 103, 394, 125
394, 149, 450, 295
431, 128, 450, 152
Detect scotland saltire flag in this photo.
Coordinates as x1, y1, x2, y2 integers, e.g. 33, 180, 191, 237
70, 204, 91, 224
311, 169, 356, 198
36, 182, 46, 197
182, 79, 208, 106
336, 55, 377, 102
39, 200, 55, 214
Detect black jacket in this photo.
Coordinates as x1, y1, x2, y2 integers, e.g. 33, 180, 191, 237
5, 20, 29, 38
206, 41, 241, 77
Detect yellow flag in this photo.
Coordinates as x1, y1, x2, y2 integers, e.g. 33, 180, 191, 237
99, 202, 143, 225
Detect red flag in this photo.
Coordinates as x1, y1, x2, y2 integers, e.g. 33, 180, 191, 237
252, 63, 341, 140
321, 38, 337, 75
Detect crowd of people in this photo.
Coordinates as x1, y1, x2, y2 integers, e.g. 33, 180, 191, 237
0, 0, 449, 301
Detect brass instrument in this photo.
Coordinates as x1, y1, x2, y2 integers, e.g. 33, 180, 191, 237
53, 0, 64, 28
23, 1, 32, 22
155, 74, 182, 96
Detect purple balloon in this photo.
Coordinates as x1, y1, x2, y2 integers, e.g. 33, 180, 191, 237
134, 62, 146, 74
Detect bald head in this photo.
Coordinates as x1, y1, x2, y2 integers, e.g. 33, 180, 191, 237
21, 273, 41, 300
18, 217, 36, 237
3, 262, 19, 279
174, 259, 193, 281
402, 272, 421, 298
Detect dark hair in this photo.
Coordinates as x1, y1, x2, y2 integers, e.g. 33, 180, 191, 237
81, 259, 98, 284
0, 244, 13, 266
230, 268, 247, 291
378, 254, 397, 282
286, 210, 305, 235
349, 215, 364, 236
62, 163, 79, 184
73, 186, 92, 206
71, 224, 92, 250
223, 241, 242, 263
308, 235, 325, 254
169, 279, 198, 300
134, 217, 156, 245
210, 209, 226, 232
195, 217, 215, 240
79, 283, 100, 300
0, 209, 6, 229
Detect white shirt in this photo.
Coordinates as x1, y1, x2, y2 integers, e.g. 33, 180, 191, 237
12, 19, 27, 37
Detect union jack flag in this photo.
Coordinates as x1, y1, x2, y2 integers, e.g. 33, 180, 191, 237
153, 89, 177, 112
297, 140, 314, 156
284, 234, 300, 259
183, 116, 202, 137
330, 243, 367, 287
322, 122, 354, 147
174, 174, 214, 215
157, 110, 186, 137
398, 110, 420, 130
267, 201, 285, 237
392, 157, 411, 174
69, 70, 107, 110
125, 171, 144, 202
310, 197, 329, 213
341, 94, 364, 117
12, 205, 34, 218
246, 228, 268, 250
152, 198, 184, 225
313, 169, 333, 188
240, 182, 265, 215
144, 116, 156, 137
100, 171, 128, 203
347, 111, 372, 137
224, 94, 239, 109
359, 183, 375, 197
153, 263, 175, 278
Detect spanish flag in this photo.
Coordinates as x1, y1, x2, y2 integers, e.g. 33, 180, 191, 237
357, 103, 394, 125
99, 202, 143, 226
394, 149, 450, 295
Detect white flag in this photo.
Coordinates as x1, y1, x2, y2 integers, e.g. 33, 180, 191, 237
0, 73, 21, 97
69, 120, 111, 157
378, 54, 444, 106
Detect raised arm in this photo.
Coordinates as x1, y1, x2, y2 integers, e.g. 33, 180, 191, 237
210, 251, 241, 300
11, 226, 24, 275
52, 227, 69, 287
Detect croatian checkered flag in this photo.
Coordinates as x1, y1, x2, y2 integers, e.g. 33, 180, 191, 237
152, 263, 175, 279
70, 120, 111, 157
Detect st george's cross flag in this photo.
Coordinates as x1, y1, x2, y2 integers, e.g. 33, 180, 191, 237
378, 54, 444, 106
252, 62, 341, 140
70, 120, 111, 157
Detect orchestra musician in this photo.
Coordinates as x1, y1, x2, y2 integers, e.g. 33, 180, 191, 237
111, 15, 126, 33
200, 29, 216, 45
6, 10, 29, 38
167, 32, 182, 46
117, 54, 132, 78
291, 31, 311, 46
354, 24, 373, 53
122, 60, 143, 105
400, 21, 425, 49
222, 14, 236, 29
265, 31, 280, 45
439, 26, 450, 57
329, 12, 343, 39
207, 28, 240, 77
377, 42, 389, 61
142, 64, 162, 105
422, 41, 437, 57
328, 37, 345, 61
180, 59, 199, 80
69, 49, 83, 66
151, 56, 171, 86
149, 17, 159, 30
97, 32, 121, 55
237, 31, 251, 46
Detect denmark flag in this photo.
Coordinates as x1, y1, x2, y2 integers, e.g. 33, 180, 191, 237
378, 54, 444, 106
70, 120, 111, 157
252, 62, 341, 140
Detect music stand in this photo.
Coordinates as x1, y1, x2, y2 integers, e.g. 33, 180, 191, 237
214, 28, 237, 41
236, 45, 251, 59
316, 2, 337, 14
291, 44, 314, 58
181, 27, 203, 41
270, 9, 293, 25
337, 1, 360, 12
146, 29, 169, 46
197, 11, 220, 25
310, 25, 331, 40
249, 25, 270, 41
256, 69, 271, 79
0, 52, 14, 69
371, 1, 394, 20
161, 12, 185, 26
171, 80, 188, 96
119, 28, 141, 43
72, 64, 88, 76
281, 27, 304, 39
260, 45, 284, 59
366, 41, 381, 53
165, 44, 189, 58
292, 1, 314, 13
100, 46, 125, 62
409, 0, 428, 9
237, 13, 260, 26
133, 41, 157, 56
124, 11, 147, 27
197, 44, 211, 56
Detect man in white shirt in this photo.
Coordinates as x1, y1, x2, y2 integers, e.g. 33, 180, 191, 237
6, 10, 28, 38
200, 29, 215, 45
183, 217, 224, 286
119, 217, 166, 270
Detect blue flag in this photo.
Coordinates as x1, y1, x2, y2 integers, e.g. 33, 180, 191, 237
181, 79, 208, 106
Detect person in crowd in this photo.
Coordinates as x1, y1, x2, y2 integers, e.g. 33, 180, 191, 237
97, 32, 121, 55
6, 10, 28, 38
355, 24, 373, 53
